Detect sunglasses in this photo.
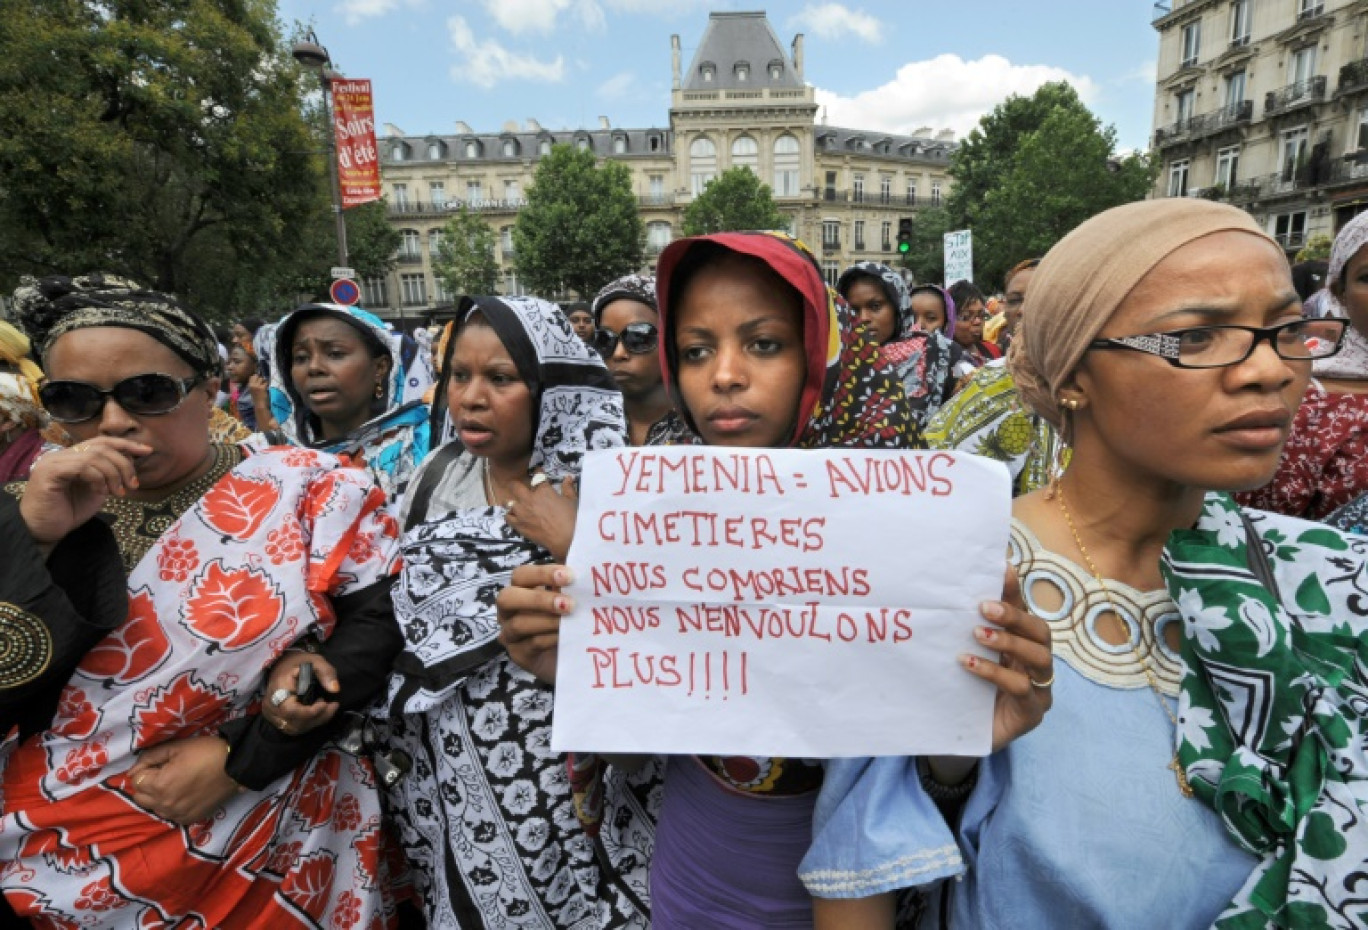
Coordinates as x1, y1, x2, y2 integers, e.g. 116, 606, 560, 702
593, 322, 658, 356
39, 373, 202, 424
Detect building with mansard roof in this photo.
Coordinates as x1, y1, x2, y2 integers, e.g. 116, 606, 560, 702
1150, 0, 1368, 251
371, 10, 955, 318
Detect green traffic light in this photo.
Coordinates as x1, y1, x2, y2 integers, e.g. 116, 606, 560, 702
897, 242, 911, 253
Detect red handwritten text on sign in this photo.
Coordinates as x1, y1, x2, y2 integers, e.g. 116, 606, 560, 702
552, 448, 1010, 758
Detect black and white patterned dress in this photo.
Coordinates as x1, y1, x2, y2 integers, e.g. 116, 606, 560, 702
380, 297, 661, 929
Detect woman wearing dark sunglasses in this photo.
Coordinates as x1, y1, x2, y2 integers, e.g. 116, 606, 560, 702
0, 274, 405, 928
591, 274, 693, 447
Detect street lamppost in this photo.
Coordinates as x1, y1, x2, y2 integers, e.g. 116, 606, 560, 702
292, 29, 349, 269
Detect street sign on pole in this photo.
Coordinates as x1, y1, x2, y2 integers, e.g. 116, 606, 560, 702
330, 278, 361, 306
943, 230, 973, 285
330, 266, 356, 279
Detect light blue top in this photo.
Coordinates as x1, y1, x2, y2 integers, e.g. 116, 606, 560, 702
801, 520, 1259, 928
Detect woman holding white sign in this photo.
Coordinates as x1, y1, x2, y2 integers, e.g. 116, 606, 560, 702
379, 295, 662, 930
496, 231, 1055, 929
805, 198, 1368, 929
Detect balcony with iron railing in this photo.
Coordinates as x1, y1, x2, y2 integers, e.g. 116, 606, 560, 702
638, 194, 675, 207
1265, 75, 1327, 116
1274, 230, 1306, 250
396, 252, 424, 265
821, 237, 841, 253
1340, 58, 1368, 97
1154, 100, 1253, 147
1153, 1, 1171, 23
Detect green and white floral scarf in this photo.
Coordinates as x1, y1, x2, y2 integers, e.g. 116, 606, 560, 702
1162, 493, 1368, 930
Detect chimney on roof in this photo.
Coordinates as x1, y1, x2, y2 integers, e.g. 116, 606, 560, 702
935, 129, 955, 142
792, 34, 804, 80
672, 34, 681, 90
502, 120, 519, 133
526, 118, 542, 131
382, 123, 405, 138
454, 120, 473, 134
599, 116, 611, 129
913, 126, 934, 139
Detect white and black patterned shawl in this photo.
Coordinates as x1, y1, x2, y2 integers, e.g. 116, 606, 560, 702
386, 295, 625, 714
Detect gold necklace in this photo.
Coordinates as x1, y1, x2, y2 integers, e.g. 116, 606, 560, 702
482, 458, 499, 507
1052, 479, 1194, 799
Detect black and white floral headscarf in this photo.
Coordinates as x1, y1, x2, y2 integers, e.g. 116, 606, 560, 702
388, 295, 625, 711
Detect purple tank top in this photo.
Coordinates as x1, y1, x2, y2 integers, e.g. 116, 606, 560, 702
650, 756, 818, 928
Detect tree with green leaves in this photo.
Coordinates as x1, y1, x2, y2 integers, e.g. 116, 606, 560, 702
1296, 234, 1332, 263
681, 167, 789, 236
432, 207, 500, 299
512, 145, 643, 298
279, 200, 402, 306
0, 0, 329, 320
946, 82, 1155, 288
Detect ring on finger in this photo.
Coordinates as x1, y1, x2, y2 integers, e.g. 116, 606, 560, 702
506, 500, 517, 512
134, 772, 146, 788
1029, 669, 1055, 689
71, 442, 91, 454
269, 687, 291, 708
529, 473, 550, 489
275, 718, 292, 734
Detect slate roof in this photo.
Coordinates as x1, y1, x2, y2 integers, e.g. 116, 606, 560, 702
682, 11, 802, 91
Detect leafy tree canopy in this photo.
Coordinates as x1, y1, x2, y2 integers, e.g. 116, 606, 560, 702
0, 0, 342, 321
946, 81, 1155, 288
512, 145, 643, 298
432, 207, 500, 300
681, 167, 789, 236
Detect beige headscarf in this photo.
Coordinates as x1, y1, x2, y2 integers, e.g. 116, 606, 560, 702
1008, 198, 1279, 434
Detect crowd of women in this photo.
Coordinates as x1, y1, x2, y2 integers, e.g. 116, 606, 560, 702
3, 196, 1368, 929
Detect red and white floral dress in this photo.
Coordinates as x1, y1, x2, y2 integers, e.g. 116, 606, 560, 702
0, 448, 401, 929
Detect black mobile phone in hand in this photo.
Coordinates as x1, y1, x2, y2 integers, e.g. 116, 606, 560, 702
296, 661, 320, 706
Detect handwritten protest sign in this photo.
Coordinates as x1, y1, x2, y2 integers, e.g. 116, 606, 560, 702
943, 229, 973, 285
551, 448, 1011, 757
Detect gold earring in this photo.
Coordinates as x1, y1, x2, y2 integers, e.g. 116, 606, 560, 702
374, 382, 384, 399
1061, 397, 1080, 410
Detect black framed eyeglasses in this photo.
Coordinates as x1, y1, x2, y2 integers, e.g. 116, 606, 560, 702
39, 373, 202, 424
593, 322, 658, 356
1088, 318, 1348, 369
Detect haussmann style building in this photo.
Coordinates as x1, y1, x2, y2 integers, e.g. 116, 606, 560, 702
1150, 0, 1368, 250
371, 10, 956, 319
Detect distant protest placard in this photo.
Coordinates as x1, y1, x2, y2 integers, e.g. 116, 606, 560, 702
551, 447, 1011, 758
943, 229, 973, 285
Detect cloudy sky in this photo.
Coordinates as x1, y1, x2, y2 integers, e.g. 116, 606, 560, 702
275, 0, 1161, 151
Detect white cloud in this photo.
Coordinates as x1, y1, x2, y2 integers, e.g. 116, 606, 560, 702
337, 0, 423, 26
1118, 59, 1158, 85
482, 0, 605, 35
447, 16, 566, 89
789, 3, 883, 45
597, 71, 637, 100
815, 54, 1100, 140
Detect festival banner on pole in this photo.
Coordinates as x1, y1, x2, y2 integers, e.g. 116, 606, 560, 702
552, 447, 1012, 758
331, 79, 382, 208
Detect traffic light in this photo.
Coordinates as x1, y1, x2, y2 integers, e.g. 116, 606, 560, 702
897, 218, 913, 254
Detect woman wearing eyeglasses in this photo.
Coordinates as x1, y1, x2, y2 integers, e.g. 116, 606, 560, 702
0, 274, 406, 928
802, 198, 1364, 929
591, 274, 693, 447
